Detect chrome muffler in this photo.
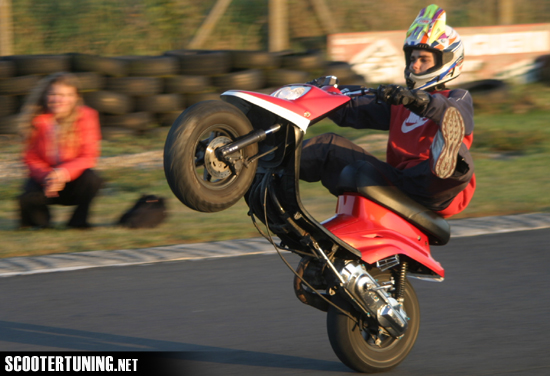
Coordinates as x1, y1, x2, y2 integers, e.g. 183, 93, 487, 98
339, 261, 409, 338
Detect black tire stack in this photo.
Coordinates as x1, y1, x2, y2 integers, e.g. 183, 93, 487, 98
74, 54, 183, 137
0, 55, 70, 134
536, 54, 550, 83
0, 50, 356, 136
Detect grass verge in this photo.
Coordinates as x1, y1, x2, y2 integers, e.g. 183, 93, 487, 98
1, 105, 549, 258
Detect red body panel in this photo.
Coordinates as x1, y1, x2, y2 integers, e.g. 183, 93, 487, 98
323, 194, 445, 278
226, 84, 445, 278
298, 86, 351, 122
226, 85, 350, 123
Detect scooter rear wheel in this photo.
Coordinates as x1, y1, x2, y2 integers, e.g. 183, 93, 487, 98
327, 269, 420, 373
164, 100, 258, 212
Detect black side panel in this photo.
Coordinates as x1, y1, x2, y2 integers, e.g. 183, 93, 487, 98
246, 126, 362, 259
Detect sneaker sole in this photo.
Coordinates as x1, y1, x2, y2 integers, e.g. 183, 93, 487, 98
433, 107, 465, 179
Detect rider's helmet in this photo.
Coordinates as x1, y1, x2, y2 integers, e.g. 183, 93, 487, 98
403, 4, 464, 91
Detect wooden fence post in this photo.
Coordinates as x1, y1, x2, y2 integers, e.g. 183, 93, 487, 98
309, 0, 338, 35
498, 0, 514, 25
188, 0, 233, 49
0, 0, 14, 56
269, 0, 289, 52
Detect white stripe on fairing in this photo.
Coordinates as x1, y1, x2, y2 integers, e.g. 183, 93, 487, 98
222, 90, 310, 132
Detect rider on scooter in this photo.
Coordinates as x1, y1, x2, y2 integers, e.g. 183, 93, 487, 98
301, 4, 475, 218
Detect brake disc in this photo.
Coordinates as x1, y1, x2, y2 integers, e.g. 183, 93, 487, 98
204, 136, 233, 179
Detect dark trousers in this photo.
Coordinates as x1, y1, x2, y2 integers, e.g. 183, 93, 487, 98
299, 133, 474, 212
19, 169, 103, 228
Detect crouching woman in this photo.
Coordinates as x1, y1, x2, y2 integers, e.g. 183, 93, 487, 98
19, 72, 103, 229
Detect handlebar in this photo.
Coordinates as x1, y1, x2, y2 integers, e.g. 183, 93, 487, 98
307, 75, 376, 98
341, 87, 375, 97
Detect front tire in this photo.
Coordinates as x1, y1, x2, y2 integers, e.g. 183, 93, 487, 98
327, 269, 420, 373
164, 100, 258, 212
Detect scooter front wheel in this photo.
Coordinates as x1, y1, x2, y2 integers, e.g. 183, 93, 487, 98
327, 269, 420, 373
164, 100, 258, 212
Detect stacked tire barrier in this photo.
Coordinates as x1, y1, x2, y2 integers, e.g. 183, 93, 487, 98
0, 50, 364, 137
536, 54, 550, 83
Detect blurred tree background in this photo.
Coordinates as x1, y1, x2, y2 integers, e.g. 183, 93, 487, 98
9, 0, 550, 56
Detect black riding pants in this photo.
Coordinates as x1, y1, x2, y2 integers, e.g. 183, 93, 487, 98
299, 133, 473, 212
18, 169, 103, 228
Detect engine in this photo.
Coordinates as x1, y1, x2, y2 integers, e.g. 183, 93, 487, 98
339, 261, 409, 338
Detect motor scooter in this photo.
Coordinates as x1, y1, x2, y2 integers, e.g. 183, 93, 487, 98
163, 76, 450, 373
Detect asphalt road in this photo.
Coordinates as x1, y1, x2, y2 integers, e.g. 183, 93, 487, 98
1, 229, 549, 375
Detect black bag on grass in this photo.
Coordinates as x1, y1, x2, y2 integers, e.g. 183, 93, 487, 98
118, 194, 167, 229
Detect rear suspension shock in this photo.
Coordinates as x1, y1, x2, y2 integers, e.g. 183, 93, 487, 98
396, 261, 408, 304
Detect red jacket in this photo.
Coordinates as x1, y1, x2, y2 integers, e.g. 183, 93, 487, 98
389, 99, 475, 218
24, 106, 101, 183
331, 88, 475, 218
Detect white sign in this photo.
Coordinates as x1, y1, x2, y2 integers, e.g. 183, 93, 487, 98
462, 31, 550, 56
328, 24, 550, 84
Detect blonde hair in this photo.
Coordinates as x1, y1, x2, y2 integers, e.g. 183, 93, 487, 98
20, 72, 83, 149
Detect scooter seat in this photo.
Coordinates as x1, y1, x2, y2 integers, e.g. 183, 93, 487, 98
337, 161, 451, 245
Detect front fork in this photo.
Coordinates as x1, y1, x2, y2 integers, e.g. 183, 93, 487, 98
215, 124, 282, 174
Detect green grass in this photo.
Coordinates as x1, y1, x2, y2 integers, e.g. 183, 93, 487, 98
1, 102, 550, 259
100, 129, 170, 157
461, 110, 550, 217
11, 1, 550, 55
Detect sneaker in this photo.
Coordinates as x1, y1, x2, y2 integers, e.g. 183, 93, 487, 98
431, 106, 465, 179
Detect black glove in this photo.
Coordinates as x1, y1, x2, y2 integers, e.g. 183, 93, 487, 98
376, 84, 430, 114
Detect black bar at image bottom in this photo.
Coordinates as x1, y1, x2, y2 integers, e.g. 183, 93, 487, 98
2, 352, 198, 375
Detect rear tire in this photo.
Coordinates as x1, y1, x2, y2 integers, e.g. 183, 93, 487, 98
327, 269, 420, 373
164, 100, 258, 212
